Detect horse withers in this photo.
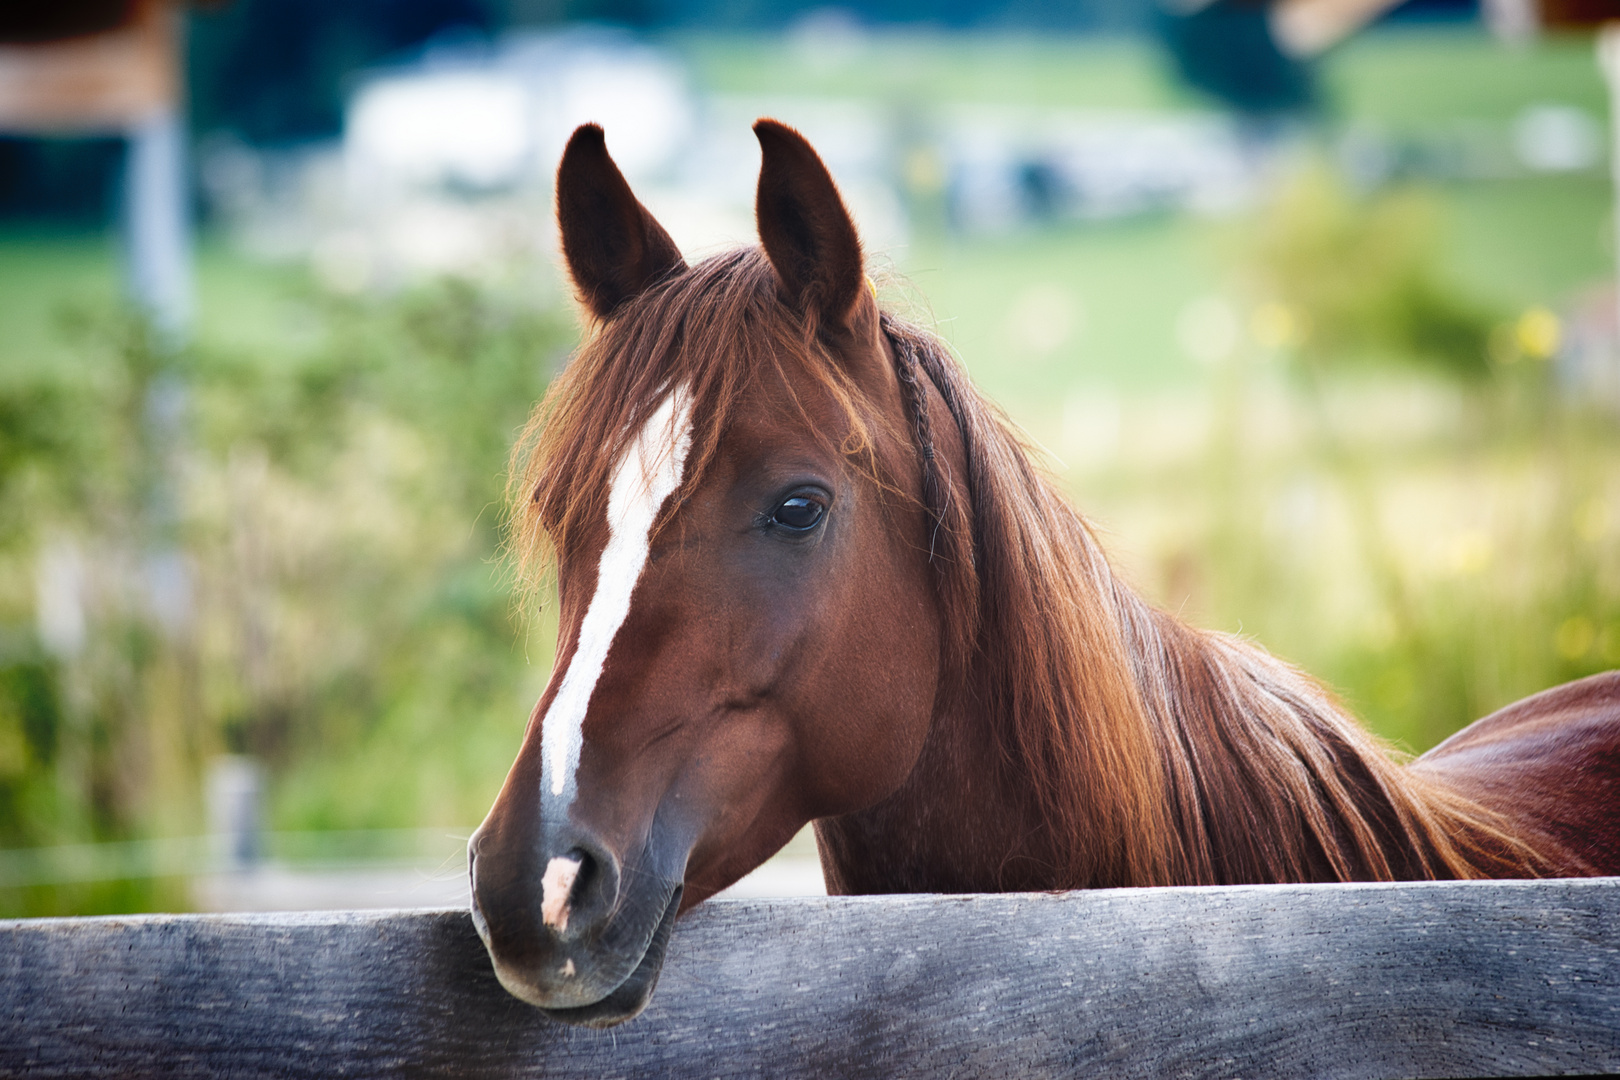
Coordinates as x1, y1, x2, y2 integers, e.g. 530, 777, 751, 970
467, 119, 1620, 1027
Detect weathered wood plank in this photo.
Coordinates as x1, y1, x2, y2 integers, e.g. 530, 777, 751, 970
2, 878, 1617, 1079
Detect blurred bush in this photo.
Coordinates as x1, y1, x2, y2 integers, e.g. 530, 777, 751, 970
1160, 165, 1620, 754
1245, 166, 1496, 377
0, 278, 573, 915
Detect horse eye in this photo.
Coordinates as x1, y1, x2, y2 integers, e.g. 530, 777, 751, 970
772, 496, 824, 531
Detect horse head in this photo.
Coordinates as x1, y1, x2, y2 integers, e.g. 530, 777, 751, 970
467, 120, 955, 1026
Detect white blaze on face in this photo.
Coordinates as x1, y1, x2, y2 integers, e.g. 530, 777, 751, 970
540, 386, 696, 803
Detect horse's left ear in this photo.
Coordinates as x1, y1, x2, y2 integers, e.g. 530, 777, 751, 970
754, 119, 865, 331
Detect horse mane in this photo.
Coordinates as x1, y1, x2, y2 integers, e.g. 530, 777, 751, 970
888, 316, 1557, 887
510, 245, 1554, 892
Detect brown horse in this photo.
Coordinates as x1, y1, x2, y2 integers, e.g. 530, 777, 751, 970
467, 119, 1620, 1027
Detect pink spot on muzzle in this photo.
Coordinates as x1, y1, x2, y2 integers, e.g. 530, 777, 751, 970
541, 855, 582, 933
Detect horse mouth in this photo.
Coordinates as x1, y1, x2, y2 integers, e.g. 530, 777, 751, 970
539, 885, 683, 1028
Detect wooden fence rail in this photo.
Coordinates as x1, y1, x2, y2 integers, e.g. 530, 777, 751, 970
2, 878, 1618, 1078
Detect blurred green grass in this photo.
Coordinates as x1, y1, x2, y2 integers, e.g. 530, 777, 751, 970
681, 33, 1188, 110
684, 26, 1609, 122
1321, 28, 1607, 127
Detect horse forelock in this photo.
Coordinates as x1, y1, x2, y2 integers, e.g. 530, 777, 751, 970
509, 247, 910, 607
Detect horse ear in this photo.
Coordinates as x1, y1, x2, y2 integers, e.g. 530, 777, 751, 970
754, 119, 864, 329
556, 124, 686, 320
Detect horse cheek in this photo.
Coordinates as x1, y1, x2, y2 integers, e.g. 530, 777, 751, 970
801, 531, 939, 817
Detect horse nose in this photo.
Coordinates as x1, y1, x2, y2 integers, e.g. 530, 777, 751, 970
470, 823, 623, 976
537, 834, 621, 940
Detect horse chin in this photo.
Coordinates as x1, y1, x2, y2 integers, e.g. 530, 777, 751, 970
531, 885, 683, 1029
534, 886, 682, 1028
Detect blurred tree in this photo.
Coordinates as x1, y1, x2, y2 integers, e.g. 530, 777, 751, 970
188, 0, 497, 145
0, 139, 125, 226
1157, 0, 1316, 116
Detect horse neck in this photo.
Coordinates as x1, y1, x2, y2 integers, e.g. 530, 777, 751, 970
825, 424, 1538, 893
820, 323, 1549, 895
1116, 594, 1414, 883
1116, 587, 1560, 884
821, 565, 1543, 895
813, 686, 1079, 894
820, 465, 1184, 894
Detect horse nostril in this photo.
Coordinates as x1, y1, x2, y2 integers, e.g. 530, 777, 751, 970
566, 846, 594, 898
540, 846, 594, 935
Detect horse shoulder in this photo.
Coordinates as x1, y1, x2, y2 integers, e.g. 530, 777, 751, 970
1412, 670, 1620, 874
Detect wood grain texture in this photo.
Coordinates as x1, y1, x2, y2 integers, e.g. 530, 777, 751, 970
2, 879, 1617, 1079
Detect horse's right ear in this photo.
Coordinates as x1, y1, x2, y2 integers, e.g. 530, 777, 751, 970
556, 124, 686, 320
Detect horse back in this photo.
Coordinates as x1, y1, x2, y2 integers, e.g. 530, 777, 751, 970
1413, 671, 1620, 875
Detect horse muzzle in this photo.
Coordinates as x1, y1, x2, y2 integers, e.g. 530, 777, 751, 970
468, 825, 685, 1027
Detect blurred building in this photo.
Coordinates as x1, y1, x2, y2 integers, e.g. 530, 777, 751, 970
200, 25, 921, 290
0, 0, 191, 332
943, 107, 1257, 231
